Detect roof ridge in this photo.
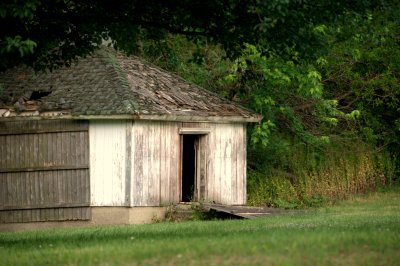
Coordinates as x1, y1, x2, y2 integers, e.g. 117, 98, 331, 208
94, 49, 140, 114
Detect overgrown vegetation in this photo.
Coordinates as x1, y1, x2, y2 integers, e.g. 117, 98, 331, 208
1, 188, 399, 265
247, 139, 395, 208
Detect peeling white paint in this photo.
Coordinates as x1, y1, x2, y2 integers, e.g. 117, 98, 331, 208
90, 120, 128, 206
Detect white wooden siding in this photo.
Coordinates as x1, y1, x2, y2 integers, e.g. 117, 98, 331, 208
179, 122, 246, 205
159, 122, 181, 204
131, 121, 180, 206
207, 123, 246, 205
89, 120, 246, 207
90, 120, 128, 206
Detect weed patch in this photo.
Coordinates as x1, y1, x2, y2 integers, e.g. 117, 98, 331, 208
248, 139, 396, 208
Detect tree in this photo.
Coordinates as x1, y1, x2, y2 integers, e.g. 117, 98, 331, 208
318, 5, 400, 170
0, 0, 382, 71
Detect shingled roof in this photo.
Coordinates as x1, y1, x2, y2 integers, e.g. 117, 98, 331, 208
0, 48, 261, 122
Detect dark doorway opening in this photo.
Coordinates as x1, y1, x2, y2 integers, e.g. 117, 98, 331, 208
181, 135, 197, 202
29, 90, 52, 100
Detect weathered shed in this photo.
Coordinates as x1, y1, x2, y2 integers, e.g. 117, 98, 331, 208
0, 49, 261, 229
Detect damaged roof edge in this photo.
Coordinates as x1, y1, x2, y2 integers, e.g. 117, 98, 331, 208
0, 113, 263, 123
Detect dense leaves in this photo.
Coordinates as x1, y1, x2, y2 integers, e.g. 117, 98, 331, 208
224, 44, 339, 147
0, 0, 385, 71
319, 7, 400, 153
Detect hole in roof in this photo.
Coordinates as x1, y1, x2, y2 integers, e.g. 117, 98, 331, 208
29, 91, 51, 100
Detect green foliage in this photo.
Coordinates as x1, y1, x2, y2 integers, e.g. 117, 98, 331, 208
0, 0, 39, 66
223, 44, 342, 147
318, 3, 400, 173
235, 3, 399, 202
0, 0, 39, 19
0, 0, 386, 71
0, 36, 37, 56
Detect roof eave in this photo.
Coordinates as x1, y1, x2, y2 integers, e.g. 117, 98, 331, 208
0, 112, 263, 123
135, 114, 263, 123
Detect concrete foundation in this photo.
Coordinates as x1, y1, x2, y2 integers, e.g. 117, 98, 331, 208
0, 206, 169, 232
91, 206, 168, 225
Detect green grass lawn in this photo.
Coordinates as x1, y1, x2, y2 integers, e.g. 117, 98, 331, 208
1, 187, 399, 266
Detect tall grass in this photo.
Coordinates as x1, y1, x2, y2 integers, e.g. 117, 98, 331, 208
247, 138, 396, 208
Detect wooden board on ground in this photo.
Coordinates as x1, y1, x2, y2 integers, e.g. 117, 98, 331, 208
203, 204, 289, 219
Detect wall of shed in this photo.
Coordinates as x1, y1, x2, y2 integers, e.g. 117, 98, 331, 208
131, 121, 180, 206
207, 123, 247, 205
89, 120, 130, 206
89, 120, 247, 207
131, 121, 247, 206
0, 120, 90, 223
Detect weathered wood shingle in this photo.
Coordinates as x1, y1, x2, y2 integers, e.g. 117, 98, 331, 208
0, 48, 261, 122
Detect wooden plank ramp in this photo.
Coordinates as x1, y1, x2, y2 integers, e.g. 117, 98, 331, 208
202, 204, 288, 219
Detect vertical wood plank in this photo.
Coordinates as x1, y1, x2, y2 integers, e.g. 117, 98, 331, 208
241, 123, 247, 204
89, 120, 126, 206
6, 135, 11, 171
147, 123, 154, 205
230, 125, 237, 204
215, 125, 222, 203
129, 121, 135, 207
0, 174, 4, 207
199, 135, 208, 201
142, 121, 150, 205
172, 122, 181, 203
133, 122, 144, 206
0, 136, 4, 169
155, 119, 162, 204
125, 121, 132, 206
1, 120, 90, 223
160, 122, 169, 204
159, 121, 180, 204
206, 124, 215, 202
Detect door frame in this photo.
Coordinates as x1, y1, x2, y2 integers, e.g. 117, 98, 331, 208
179, 128, 209, 202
